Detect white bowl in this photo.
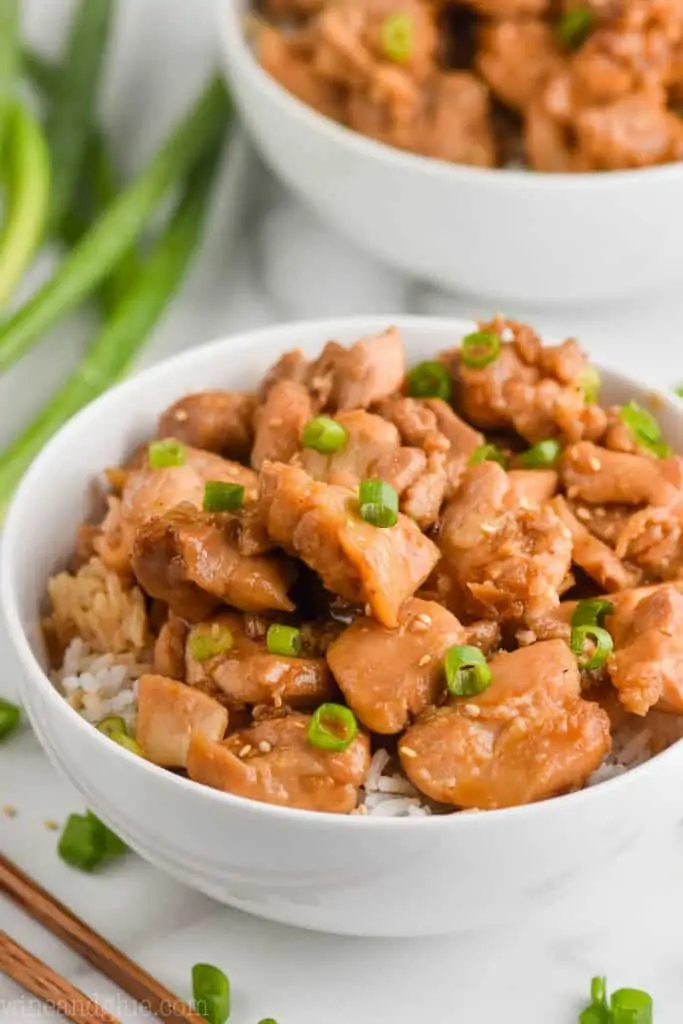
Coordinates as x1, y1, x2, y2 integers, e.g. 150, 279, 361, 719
215, 0, 683, 306
3, 315, 683, 938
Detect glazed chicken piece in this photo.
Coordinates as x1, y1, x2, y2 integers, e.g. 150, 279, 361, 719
438, 461, 572, 623
136, 674, 228, 768
187, 712, 370, 813
400, 451, 448, 528
262, 0, 328, 18
477, 20, 564, 113
251, 379, 315, 470
376, 396, 451, 454
460, 0, 549, 17
299, 409, 401, 488
508, 469, 559, 504
327, 598, 465, 734
399, 640, 611, 810
157, 392, 256, 462
308, 327, 406, 410
131, 504, 297, 621
259, 461, 440, 627
574, 92, 683, 169
550, 494, 640, 591
562, 442, 680, 506
95, 447, 258, 575
153, 616, 188, 680
259, 25, 346, 122
615, 503, 683, 579
185, 612, 335, 709
608, 585, 683, 715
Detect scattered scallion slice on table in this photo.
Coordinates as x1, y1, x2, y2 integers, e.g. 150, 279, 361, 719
557, 5, 593, 49
519, 438, 562, 468
192, 963, 231, 1024
359, 479, 399, 528
572, 598, 615, 629
189, 625, 234, 662
58, 811, 127, 872
203, 481, 245, 513
86, 810, 127, 857
571, 624, 613, 670
301, 416, 347, 453
380, 12, 414, 63
579, 976, 652, 1024
148, 438, 187, 468
406, 360, 451, 401
308, 703, 358, 752
0, 697, 21, 740
267, 624, 302, 657
470, 443, 509, 468
619, 401, 671, 458
444, 645, 492, 697
461, 330, 501, 369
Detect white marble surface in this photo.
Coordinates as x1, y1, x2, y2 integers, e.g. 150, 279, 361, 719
3, 1, 683, 1020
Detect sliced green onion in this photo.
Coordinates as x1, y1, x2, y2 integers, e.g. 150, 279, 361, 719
444, 645, 492, 697
86, 810, 127, 857
0, 697, 20, 740
203, 480, 244, 513
148, 438, 186, 468
301, 416, 347, 454
58, 813, 107, 872
461, 330, 501, 370
571, 624, 613, 670
611, 988, 653, 1024
469, 443, 509, 468
557, 5, 593, 49
97, 715, 128, 740
406, 360, 451, 401
380, 13, 414, 64
266, 624, 302, 657
580, 365, 601, 404
519, 438, 562, 468
189, 625, 234, 662
674, 384, 683, 399
112, 733, 143, 756
308, 703, 358, 752
580, 1008, 609, 1024
591, 977, 607, 1007
359, 479, 399, 528
257, 1019, 278, 1024
620, 401, 671, 458
192, 963, 231, 1024
572, 598, 615, 630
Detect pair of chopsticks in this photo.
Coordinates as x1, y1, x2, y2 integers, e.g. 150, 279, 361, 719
0, 853, 206, 1024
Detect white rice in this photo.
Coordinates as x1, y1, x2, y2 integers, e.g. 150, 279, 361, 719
359, 749, 432, 817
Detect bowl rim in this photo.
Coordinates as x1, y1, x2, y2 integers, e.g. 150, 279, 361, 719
217, 0, 683, 191
3, 313, 683, 833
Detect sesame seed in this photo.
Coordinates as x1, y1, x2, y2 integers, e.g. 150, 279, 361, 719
481, 523, 498, 535
418, 654, 432, 667
364, 604, 372, 617
238, 744, 252, 758
44, 819, 60, 831
273, 694, 283, 709
588, 457, 601, 471
512, 718, 528, 735
576, 507, 591, 521
258, 740, 272, 753
411, 619, 429, 633
400, 746, 418, 758
173, 409, 189, 422
352, 804, 368, 816
2, 805, 17, 818
463, 704, 481, 717
417, 613, 432, 627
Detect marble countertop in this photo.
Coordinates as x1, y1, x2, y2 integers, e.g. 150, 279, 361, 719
3, 1, 683, 1021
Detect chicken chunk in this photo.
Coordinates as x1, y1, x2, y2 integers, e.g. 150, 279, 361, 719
615, 503, 683, 579
299, 409, 400, 487
399, 640, 611, 809
477, 20, 564, 113
131, 505, 296, 621
260, 462, 440, 627
251, 379, 316, 471
438, 462, 572, 623
136, 674, 228, 768
153, 616, 188, 680
562, 442, 680, 506
376, 396, 450, 454
327, 598, 465, 733
400, 451, 448, 528
309, 327, 406, 410
550, 494, 640, 591
575, 92, 683, 169
157, 392, 256, 461
186, 612, 335, 709
608, 585, 683, 715
260, 24, 346, 122
508, 469, 559, 504
187, 712, 370, 813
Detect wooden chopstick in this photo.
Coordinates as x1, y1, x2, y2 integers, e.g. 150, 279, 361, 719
0, 931, 121, 1024
0, 853, 206, 1024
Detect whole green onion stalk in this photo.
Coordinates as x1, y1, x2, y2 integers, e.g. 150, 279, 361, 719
0, 0, 19, 160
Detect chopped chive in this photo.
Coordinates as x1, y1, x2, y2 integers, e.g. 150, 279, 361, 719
189, 625, 234, 662
611, 988, 653, 1024
572, 598, 614, 630
359, 478, 399, 528
301, 416, 347, 454
557, 5, 593, 49
461, 330, 501, 370
97, 715, 128, 739
58, 813, 107, 872
308, 703, 358, 752
192, 963, 231, 1024
620, 401, 671, 458
591, 977, 607, 1007
266, 624, 302, 657
571, 624, 613, 670
469, 443, 509, 468
519, 438, 562, 468
406, 360, 451, 401
0, 697, 20, 740
148, 438, 186, 468
86, 810, 127, 857
380, 13, 414, 63
111, 732, 143, 756
444, 645, 492, 697
203, 480, 244, 513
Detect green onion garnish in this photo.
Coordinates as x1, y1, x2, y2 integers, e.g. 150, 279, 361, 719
611, 988, 653, 1024
519, 438, 562, 468
580, 1008, 610, 1024
557, 5, 593, 49
461, 330, 501, 370
257, 1019, 278, 1024
203, 480, 245, 513
112, 733, 143, 756
358, 479, 399, 528
580, 365, 601, 404
379, 13, 414, 63
192, 963, 231, 1024
0, 697, 21, 741
406, 360, 452, 401
301, 416, 347, 454
86, 811, 127, 857
674, 384, 683, 399
571, 624, 613, 670
97, 715, 128, 740
591, 977, 608, 1007
444, 645, 492, 697
572, 598, 615, 630
57, 813, 109, 872
189, 625, 234, 662
148, 438, 186, 468
308, 703, 358, 752
266, 623, 302, 657
469, 443, 509, 468
620, 401, 671, 458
